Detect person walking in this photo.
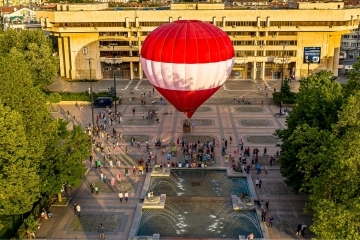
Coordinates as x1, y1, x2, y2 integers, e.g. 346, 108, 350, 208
265, 200, 269, 210
229, 136, 232, 144
76, 204, 81, 217
98, 223, 105, 240
125, 191, 129, 202
255, 178, 259, 188
259, 179, 262, 189
125, 166, 129, 177
111, 178, 115, 189
132, 108, 135, 116
269, 216, 274, 228
95, 186, 99, 195
119, 191, 124, 202
132, 165, 136, 175
296, 222, 302, 235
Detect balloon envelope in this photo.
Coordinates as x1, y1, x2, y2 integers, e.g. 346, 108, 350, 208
141, 20, 234, 118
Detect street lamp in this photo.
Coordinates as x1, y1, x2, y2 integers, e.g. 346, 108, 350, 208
279, 43, 286, 114
86, 58, 95, 132
108, 43, 118, 113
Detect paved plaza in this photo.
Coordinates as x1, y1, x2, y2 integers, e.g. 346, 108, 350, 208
36, 78, 314, 239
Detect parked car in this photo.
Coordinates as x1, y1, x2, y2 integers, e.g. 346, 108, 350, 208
93, 97, 113, 108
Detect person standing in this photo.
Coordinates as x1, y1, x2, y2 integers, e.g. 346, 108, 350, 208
119, 192, 123, 202
125, 166, 129, 177
259, 179, 262, 189
132, 108, 135, 116
301, 223, 307, 236
261, 208, 266, 222
132, 165, 136, 175
269, 216, 274, 228
255, 178, 259, 188
142, 113, 145, 119
98, 223, 105, 240
247, 233, 254, 240
191, 122, 195, 130
73, 203, 77, 215
229, 136, 232, 144
265, 200, 269, 210
76, 204, 81, 217
95, 186, 99, 195
225, 140, 228, 149
124, 191, 129, 202
296, 222, 302, 235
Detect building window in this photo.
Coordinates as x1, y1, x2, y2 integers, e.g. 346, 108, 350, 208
351, 43, 358, 47
342, 42, 349, 46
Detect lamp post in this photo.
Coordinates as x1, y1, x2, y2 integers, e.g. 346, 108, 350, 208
108, 43, 118, 113
279, 43, 286, 114
86, 58, 95, 132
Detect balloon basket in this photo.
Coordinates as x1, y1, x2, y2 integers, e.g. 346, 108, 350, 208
183, 126, 191, 133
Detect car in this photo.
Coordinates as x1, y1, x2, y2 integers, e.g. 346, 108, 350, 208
93, 97, 113, 108
114, 7, 123, 11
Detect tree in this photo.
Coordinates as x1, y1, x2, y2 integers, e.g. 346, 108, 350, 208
41, 125, 90, 201
276, 71, 343, 192
0, 29, 58, 87
0, 103, 41, 215
306, 94, 360, 238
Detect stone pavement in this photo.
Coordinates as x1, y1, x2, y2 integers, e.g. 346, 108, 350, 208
36, 78, 314, 239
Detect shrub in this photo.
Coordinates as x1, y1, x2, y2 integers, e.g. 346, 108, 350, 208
272, 92, 297, 104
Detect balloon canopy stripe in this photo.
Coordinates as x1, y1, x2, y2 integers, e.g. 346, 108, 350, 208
140, 20, 235, 118
140, 57, 234, 91
154, 86, 220, 118
141, 20, 234, 64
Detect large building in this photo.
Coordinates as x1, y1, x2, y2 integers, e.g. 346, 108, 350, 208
37, 2, 359, 80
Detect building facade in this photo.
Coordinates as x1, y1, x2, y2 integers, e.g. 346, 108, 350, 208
37, 2, 359, 80
341, 27, 360, 60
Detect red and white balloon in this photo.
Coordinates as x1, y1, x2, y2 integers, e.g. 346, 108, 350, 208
140, 20, 234, 118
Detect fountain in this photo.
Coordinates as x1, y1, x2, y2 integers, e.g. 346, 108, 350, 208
136, 169, 263, 239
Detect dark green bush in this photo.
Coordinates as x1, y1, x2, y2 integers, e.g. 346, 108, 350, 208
272, 92, 297, 104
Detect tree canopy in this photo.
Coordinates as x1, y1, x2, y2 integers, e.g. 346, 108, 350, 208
0, 29, 58, 87
0, 30, 90, 220
276, 66, 360, 238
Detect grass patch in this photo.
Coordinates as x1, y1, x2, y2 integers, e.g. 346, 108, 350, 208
52, 198, 68, 206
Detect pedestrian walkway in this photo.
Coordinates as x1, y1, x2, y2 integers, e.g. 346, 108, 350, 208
38, 78, 314, 239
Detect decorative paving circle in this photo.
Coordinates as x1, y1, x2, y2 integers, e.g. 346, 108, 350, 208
120, 134, 149, 143
180, 119, 213, 126
196, 106, 212, 112
181, 135, 214, 143
246, 136, 278, 144
124, 119, 156, 125
236, 107, 263, 112
239, 119, 273, 127
70, 213, 122, 232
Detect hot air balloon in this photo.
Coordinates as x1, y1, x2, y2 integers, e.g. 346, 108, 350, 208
140, 20, 234, 118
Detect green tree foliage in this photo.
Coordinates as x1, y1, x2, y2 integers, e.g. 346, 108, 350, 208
0, 103, 41, 215
0, 29, 58, 87
276, 64, 360, 237
42, 125, 90, 195
276, 71, 343, 192
0, 51, 90, 215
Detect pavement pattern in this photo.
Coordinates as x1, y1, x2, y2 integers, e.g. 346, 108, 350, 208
35, 77, 315, 239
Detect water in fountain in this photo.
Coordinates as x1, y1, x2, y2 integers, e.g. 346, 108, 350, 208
137, 199, 262, 238
149, 169, 250, 197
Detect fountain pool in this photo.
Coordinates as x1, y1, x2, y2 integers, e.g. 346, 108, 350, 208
149, 169, 251, 197
137, 199, 262, 238
136, 170, 263, 239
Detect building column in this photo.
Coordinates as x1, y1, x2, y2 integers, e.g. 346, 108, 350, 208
139, 60, 143, 79
261, 61, 265, 80
130, 62, 134, 80
333, 47, 340, 77
252, 62, 256, 80
58, 37, 65, 77
63, 37, 71, 79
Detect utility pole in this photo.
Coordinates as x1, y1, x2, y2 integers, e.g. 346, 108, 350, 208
86, 58, 95, 132
108, 43, 118, 113
280, 43, 286, 114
